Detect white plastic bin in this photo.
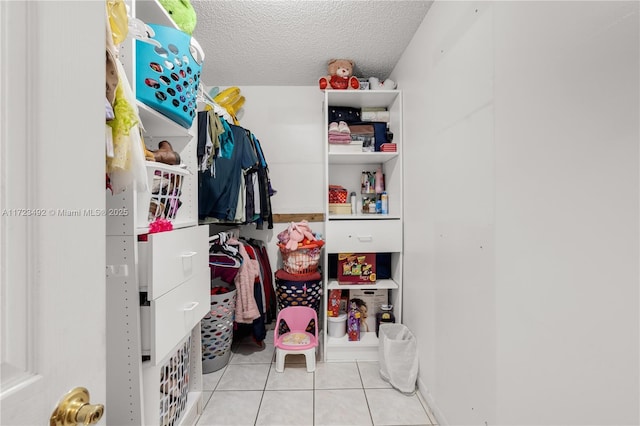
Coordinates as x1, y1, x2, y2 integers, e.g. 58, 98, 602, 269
378, 323, 419, 394
327, 313, 347, 337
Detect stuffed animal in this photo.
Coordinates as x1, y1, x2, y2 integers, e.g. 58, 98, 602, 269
157, 0, 197, 35
277, 220, 318, 250
319, 59, 360, 90
368, 77, 397, 90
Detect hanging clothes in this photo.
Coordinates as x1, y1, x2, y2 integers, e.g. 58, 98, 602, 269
244, 238, 277, 323
198, 122, 258, 221
231, 239, 261, 324
209, 232, 243, 284
197, 109, 275, 229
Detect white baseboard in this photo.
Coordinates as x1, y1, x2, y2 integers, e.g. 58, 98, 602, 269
417, 376, 448, 426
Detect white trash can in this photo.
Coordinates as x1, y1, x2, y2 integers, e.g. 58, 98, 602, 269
378, 323, 419, 394
327, 313, 347, 338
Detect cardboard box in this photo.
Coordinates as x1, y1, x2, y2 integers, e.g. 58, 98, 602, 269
338, 253, 376, 284
349, 289, 388, 334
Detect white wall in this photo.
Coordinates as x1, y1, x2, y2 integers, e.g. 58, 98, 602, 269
224, 86, 326, 271
392, 1, 639, 425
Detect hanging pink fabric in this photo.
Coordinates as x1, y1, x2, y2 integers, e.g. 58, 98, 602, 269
232, 239, 261, 324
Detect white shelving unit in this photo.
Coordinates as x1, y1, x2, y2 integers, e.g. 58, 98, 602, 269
106, 1, 209, 425
322, 90, 404, 362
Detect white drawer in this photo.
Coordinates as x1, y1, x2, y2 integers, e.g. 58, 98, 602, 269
138, 225, 209, 299
141, 269, 210, 365
326, 219, 402, 253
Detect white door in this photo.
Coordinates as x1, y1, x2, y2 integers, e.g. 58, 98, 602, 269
1, 1, 107, 424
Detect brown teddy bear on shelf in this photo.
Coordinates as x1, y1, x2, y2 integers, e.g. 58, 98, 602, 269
319, 59, 360, 90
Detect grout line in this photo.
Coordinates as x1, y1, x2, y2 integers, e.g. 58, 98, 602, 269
356, 361, 376, 425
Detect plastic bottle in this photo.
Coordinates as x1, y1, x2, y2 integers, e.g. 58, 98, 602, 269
375, 166, 383, 194
376, 304, 395, 337
381, 192, 388, 214
350, 192, 357, 214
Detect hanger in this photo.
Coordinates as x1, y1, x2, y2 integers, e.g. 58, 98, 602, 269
209, 230, 241, 256
197, 86, 235, 124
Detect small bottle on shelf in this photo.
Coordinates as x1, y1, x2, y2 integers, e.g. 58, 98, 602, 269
375, 166, 384, 194
350, 192, 357, 214
381, 192, 388, 214
376, 304, 395, 337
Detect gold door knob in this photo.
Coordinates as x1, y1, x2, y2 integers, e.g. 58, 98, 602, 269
50, 387, 104, 426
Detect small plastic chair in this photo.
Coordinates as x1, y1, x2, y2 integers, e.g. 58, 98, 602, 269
274, 306, 319, 373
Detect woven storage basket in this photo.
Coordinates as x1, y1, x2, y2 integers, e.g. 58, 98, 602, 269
328, 186, 348, 203
136, 24, 204, 128
278, 240, 324, 275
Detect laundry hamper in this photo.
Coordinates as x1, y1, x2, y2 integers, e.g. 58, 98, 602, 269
201, 284, 237, 373
136, 24, 204, 128
278, 240, 324, 275
275, 269, 323, 333
158, 337, 191, 426
137, 161, 189, 227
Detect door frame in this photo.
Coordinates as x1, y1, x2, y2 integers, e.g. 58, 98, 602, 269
0, 1, 107, 424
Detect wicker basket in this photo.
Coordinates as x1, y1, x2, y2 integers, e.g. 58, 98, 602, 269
278, 240, 324, 275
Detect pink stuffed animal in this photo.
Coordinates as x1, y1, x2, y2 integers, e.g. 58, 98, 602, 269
278, 221, 317, 251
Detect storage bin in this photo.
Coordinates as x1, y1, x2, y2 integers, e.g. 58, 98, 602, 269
327, 313, 347, 337
201, 284, 236, 373
378, 324, 419, 395
278, 240, 324, 275
138, 161, 189, 227
158, 336, 191, 425
328, 185, 348, 203
275, 269, 323, 314
136, 24, 204, 128
329, 203, 352, 215
275, 270, 322, 334
349, 288, 388, 333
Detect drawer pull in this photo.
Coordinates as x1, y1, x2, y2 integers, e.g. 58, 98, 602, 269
183, 301, 199, 311
181, 251, 197, 275
356, 235, 373, 242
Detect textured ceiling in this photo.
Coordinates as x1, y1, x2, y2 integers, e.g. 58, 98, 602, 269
191, 0, 433, 86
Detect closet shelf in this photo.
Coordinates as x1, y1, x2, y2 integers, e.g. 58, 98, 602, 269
327, 331, 378, 347
138, 101, 194, 139
135, 0, 180, 30
328, 152, 398, 165
325, 332, 380, 362
328, 214, 401, 220
327, 279, 399, 291
324, 90, 400, 108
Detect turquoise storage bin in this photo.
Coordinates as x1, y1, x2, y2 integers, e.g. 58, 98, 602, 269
136, 24, 204, 128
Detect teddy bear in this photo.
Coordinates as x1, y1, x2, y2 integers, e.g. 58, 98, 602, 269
319, 59, 360, 90
157, 0, 197, 35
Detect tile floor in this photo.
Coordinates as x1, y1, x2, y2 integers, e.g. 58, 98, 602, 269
196, 329, 437, 426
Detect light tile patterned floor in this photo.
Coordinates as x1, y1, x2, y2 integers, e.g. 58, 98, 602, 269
196, 329, 437, 426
